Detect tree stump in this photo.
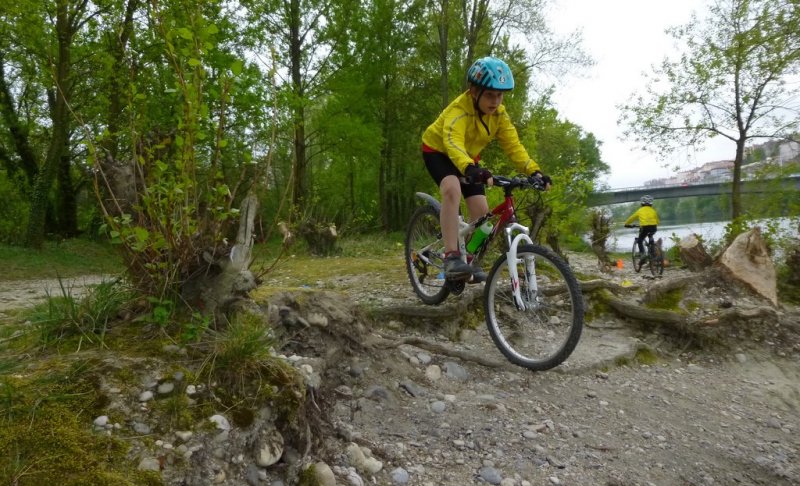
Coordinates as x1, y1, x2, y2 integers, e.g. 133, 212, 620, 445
588, 209, 615, 270
678, 233, 713, 271
182, 193, 260, 318
297, 219, 339, 255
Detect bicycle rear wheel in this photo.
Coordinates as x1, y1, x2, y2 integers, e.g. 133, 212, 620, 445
649, 246, 664, 276
405, 205, 450, 305
484, 244, 584, 371
631, 239, 643, 273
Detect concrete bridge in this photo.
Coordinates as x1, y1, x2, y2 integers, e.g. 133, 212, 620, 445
587, 174, 800, 206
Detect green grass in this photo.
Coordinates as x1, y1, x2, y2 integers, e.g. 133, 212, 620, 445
0, 239, 123, 280
26, 279, 135, 350
251, 232, 408, 292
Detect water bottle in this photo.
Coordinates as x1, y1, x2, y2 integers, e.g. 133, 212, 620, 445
466, 221, 493, 253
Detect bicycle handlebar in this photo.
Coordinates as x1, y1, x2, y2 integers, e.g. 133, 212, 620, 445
460, 174, 548, 191
493, 175, 547, 191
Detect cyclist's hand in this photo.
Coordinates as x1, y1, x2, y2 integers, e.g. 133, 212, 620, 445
624, 224, 633, 228
529, 171, 552, 190
464, 164, 493, 185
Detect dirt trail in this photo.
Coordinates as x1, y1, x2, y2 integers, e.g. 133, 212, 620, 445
269, 251, 800, 485
0, 275, 110, 316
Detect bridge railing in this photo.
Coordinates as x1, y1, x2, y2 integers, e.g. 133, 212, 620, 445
589, 174, 800, 206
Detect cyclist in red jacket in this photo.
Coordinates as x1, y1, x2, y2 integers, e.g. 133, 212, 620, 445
421, 56, 551, 281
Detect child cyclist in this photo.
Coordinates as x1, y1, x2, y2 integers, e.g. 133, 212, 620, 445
624, 195, 660, 262
421, 56, 551, 281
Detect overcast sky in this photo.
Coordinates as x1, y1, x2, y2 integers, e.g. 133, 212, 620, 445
547, 0, 733, 189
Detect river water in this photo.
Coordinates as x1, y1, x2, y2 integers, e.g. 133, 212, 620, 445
608, 218, 798, 253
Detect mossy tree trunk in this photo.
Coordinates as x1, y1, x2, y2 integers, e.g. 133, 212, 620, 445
25, 0, 75, 248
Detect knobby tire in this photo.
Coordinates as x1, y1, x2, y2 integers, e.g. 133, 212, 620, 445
649, 245, 664, 277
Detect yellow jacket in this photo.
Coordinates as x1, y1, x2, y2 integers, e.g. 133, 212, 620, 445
625, 206, 659, 226
422, 91, 540, 176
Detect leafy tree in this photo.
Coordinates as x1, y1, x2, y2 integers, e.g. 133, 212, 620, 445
89, 0, 275, 306
513, 95, 608, 253
241, 0, 357, 214
620, 0, 800, 225
0, 0, 86, 247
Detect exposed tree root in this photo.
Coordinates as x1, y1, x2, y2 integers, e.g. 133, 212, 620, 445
694, 306, 778, 326
374, 291, 481, 320
371, 334, 510, 369
596, 289, 778, 331
600, 291, 685, 325
641, 274, 705, 304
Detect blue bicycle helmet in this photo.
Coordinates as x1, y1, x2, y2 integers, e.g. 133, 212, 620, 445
467, 57, 515, 91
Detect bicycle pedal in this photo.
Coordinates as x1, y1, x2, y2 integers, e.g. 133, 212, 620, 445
468, 272, 487, 284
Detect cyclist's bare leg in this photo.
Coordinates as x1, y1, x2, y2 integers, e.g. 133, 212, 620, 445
465, 194, 489, 223
464, 194, 490, 281
439, 175, 477, 279
439, 175, 463, 253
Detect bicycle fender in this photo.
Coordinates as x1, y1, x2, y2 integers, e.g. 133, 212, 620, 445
415, 192, 441, 213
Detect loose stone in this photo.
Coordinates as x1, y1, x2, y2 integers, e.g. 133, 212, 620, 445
479, 466, 502, 485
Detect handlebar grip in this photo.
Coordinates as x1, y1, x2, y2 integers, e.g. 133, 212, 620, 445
529, 178, 545, 190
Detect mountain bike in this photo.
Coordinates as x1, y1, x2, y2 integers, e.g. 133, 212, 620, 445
404, 175, 584, 371
628, 224, 664, 277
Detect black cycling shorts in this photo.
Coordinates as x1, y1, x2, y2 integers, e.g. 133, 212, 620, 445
639, 225, 657, 241
422, 151, 485, 198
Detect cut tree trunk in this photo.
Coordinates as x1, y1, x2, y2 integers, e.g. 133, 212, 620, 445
588, 209, 615, 270
678, 234, 713, 271
182, 193, 259, 319
297, 219, 339, 255
718, 227, 777, 306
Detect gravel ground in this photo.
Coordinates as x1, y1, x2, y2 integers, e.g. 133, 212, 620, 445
311, 251, 800, 486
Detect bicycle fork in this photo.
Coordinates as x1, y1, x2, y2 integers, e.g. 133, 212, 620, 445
505, 225, 537, 310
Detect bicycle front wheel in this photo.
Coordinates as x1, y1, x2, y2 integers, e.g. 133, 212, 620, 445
405, 205, 450, 305
484, 244, 584, 371
631, 239, 642, 273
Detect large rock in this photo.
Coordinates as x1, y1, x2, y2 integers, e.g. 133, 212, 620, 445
718, 227, 777, 306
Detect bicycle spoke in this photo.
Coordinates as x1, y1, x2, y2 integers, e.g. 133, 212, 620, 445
405, 206, 449, 304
